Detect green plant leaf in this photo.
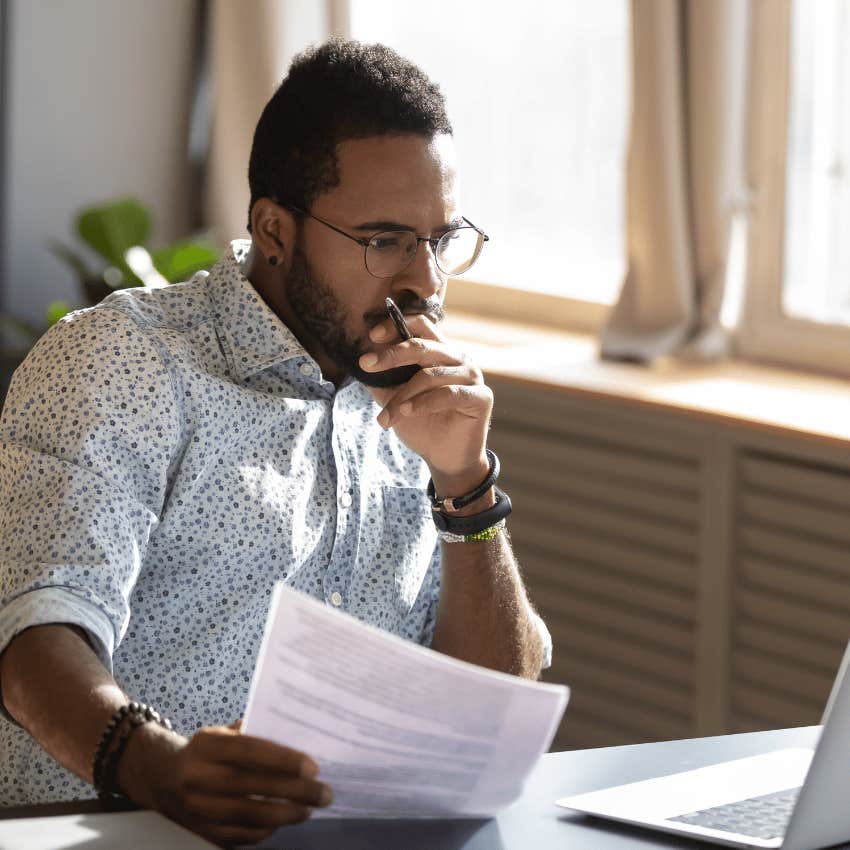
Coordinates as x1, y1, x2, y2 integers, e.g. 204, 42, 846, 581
46, 301, 73, 326
151, 241, 220, 283
76, 198, 150, 283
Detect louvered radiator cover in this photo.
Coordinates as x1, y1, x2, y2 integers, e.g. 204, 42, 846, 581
486, 376, 850, 752
730, 452, 850, 732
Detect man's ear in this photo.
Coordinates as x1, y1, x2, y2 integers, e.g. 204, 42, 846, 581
250, 198, 297, 264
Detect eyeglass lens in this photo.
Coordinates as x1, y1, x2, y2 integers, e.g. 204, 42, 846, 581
365, 228, 484, 278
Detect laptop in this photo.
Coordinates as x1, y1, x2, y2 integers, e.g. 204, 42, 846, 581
556, 640, 850, 849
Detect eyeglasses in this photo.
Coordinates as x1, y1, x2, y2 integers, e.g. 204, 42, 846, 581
283, 203, 489, 279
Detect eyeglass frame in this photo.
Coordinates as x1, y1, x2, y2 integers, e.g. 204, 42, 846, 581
279, 202, 489, 279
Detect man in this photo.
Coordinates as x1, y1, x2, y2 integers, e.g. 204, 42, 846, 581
0, 39, 550, 847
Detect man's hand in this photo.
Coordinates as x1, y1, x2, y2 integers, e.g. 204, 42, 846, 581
358, 316, 548, 679
359, 313, 493, 498
122, 720, 332, 848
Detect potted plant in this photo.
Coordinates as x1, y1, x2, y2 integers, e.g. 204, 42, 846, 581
0, 197, 219, 404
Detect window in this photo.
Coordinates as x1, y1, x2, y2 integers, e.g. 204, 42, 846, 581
349, 1, 631, 320
741, 0, 850, 376
782, 0, 850, 328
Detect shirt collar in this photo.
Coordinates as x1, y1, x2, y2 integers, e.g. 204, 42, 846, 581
206, 239, 306, 379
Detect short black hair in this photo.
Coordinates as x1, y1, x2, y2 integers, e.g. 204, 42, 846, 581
247, 38, 453, 231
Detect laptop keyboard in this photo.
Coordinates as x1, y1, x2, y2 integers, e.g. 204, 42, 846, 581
670, 787, 801, 840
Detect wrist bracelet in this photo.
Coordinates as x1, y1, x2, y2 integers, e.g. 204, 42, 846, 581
439, 518, 507, 544
93, 701, 173, 801
428, 449, 500, 513
432, 486, 512, 537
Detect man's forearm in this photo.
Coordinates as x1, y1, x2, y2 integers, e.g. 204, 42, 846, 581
0, 623, 185, 808
429, 532, 546, 679
0, 624, 129, 784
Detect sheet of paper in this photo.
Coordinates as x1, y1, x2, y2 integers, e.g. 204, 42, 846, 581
0, 811, 216, 850
243, 585, 568, 818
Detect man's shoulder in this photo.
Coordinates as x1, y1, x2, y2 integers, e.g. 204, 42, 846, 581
19, 274, 215, 378
94, 272, 213, 333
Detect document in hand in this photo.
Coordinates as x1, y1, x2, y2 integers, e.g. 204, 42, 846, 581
243, 585, 568, 818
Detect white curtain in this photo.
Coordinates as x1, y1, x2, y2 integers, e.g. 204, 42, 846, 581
601, 0, 750, 362
206, 0, 338, 246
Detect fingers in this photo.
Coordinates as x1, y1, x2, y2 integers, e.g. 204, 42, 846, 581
183, 761, 332, 808
377, 367, 488, 428
183, 791, 314, 827
359, 338, 468, 376
359, 332, 490, 429
190, 725, 318, 778
384, 384, 494, 428
162, 727, 333, 847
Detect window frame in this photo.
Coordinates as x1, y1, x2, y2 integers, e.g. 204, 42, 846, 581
445, 277, 609, 333
738, 0, 850, 378
343, 0, 626, 336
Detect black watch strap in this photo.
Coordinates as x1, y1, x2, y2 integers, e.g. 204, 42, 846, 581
431, 487, 512, 536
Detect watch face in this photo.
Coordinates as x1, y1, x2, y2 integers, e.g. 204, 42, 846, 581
432, 509, 451, 532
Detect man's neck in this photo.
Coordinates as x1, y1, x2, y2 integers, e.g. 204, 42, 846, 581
242, 243, 345, 387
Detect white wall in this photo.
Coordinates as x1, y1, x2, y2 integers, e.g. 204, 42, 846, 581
1, 0, 198, 325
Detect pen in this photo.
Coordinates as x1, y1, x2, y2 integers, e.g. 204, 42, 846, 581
385, 297, 413, 341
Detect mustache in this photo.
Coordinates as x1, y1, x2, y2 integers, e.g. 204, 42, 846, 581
363, 297, 445, 328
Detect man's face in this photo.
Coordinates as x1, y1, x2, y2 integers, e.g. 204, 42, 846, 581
283, 133, 461, 387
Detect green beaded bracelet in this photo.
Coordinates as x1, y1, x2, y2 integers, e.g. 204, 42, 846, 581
438, 518, 506, 544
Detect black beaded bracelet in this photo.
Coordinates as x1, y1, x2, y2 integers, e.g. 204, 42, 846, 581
93, 701, 173, 801
427, 449, 500, 513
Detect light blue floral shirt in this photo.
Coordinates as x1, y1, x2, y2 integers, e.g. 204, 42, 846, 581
0, 240, 447, 804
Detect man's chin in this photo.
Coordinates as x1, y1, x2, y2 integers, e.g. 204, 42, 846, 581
352, 363, 421, 388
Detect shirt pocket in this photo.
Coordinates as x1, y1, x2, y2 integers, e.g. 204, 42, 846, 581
380, 485, 438, 616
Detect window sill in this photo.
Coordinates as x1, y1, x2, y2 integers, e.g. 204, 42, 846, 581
443, 311, 850, 448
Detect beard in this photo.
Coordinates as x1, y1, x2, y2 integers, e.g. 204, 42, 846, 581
285, 241, 444, 388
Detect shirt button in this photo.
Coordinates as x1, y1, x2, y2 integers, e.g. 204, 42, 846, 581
299, 362, 313, 376
330, 591, 343, 607
339, 492, 353, 508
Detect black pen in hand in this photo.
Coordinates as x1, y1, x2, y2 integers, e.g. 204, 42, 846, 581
385, 297, 413, 341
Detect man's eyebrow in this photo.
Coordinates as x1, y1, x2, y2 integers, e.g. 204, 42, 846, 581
353, 216, 465, 233
352, 220, 413, 232
438, 216, 466, 232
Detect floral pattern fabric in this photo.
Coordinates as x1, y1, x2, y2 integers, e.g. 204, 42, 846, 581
0, 240, 441, 804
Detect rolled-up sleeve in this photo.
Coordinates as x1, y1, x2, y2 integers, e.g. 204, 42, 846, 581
0, 307, 180, 666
